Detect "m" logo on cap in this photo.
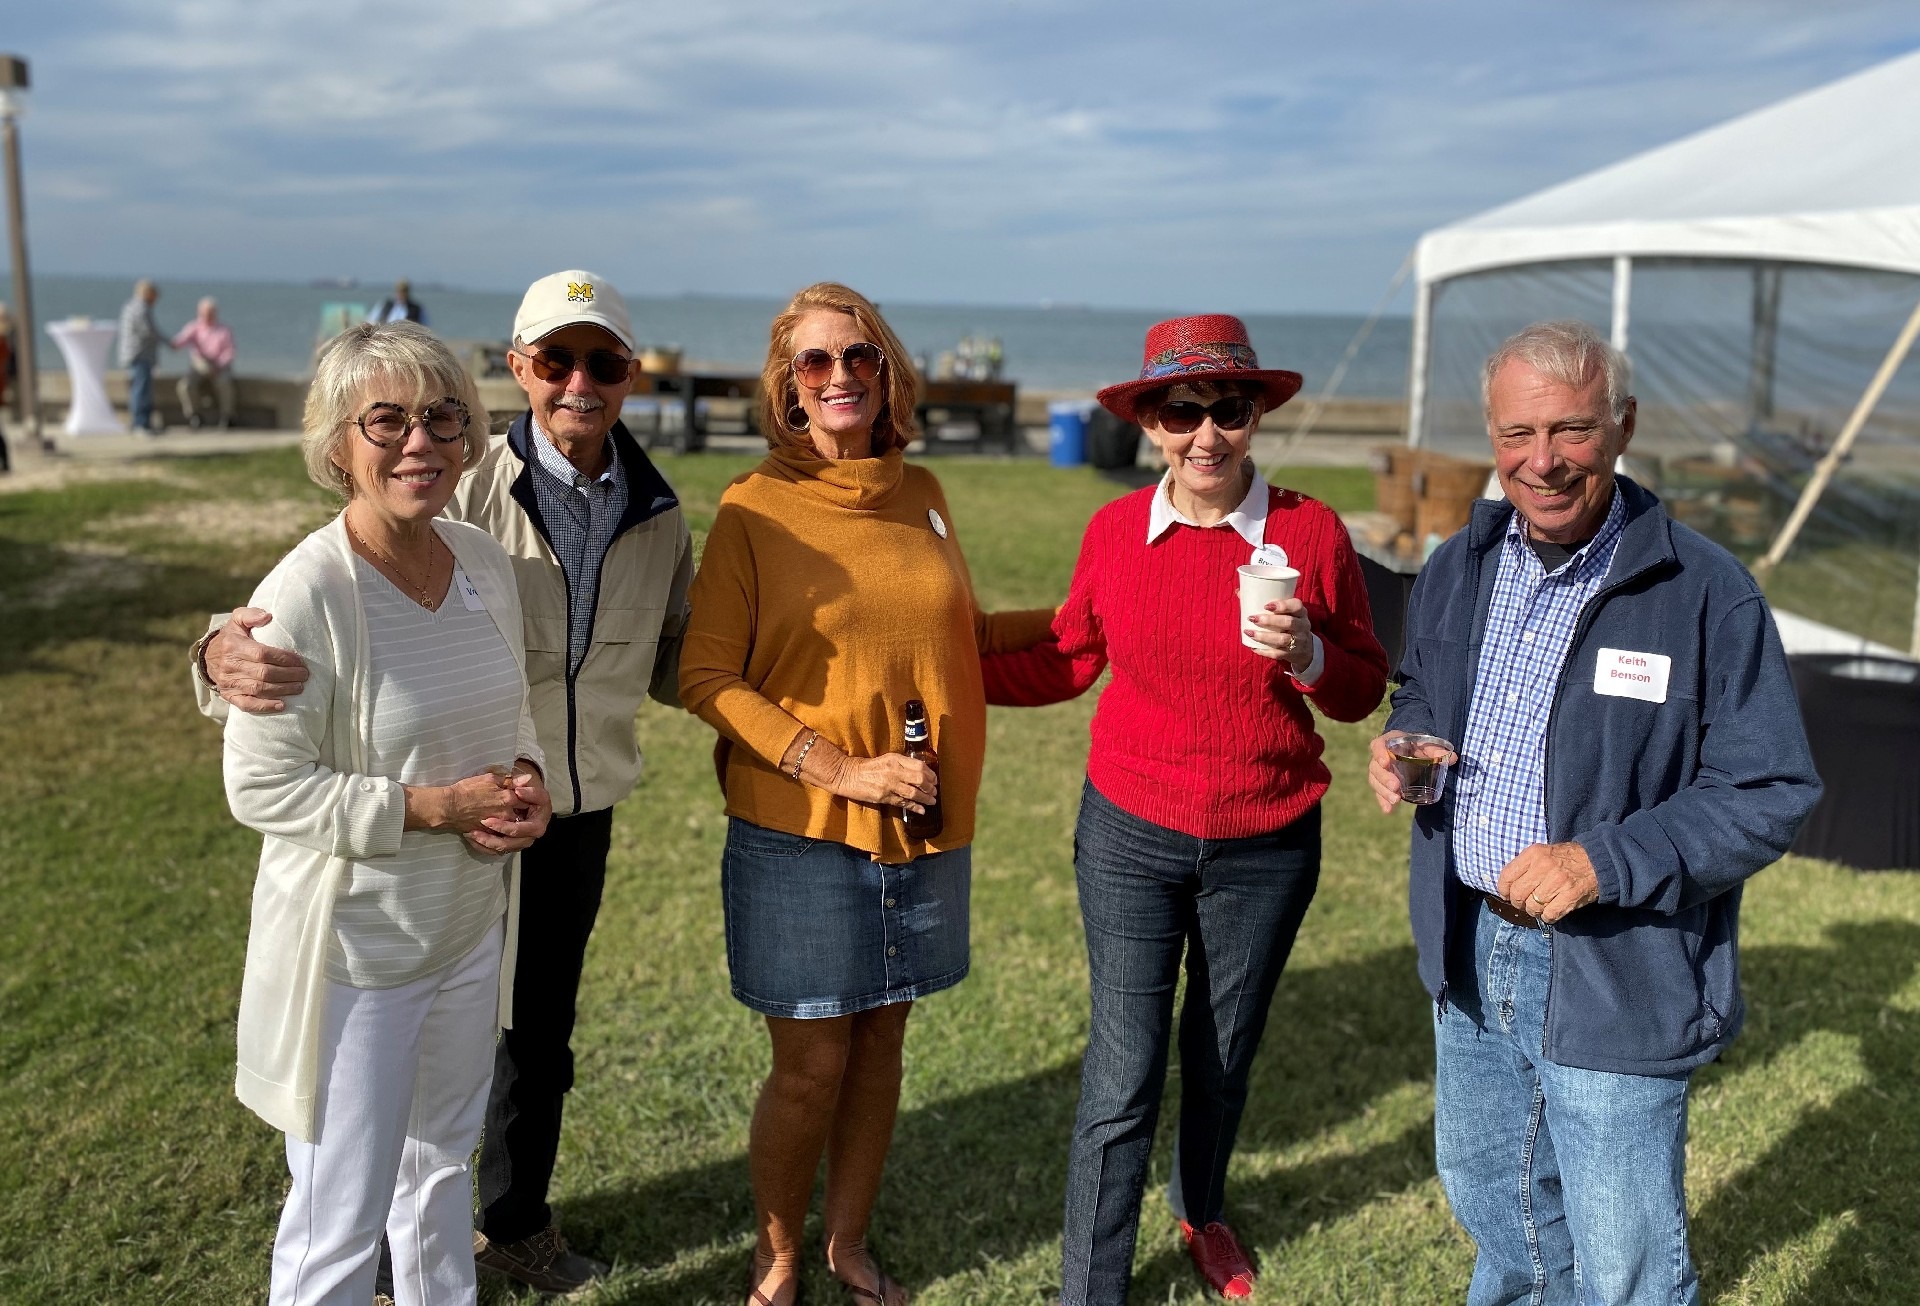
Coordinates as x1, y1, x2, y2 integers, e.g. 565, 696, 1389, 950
567, 282, 594, 302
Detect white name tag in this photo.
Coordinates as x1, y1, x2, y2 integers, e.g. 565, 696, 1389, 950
454, 566, 486, 612
1593, 647, 1670, 703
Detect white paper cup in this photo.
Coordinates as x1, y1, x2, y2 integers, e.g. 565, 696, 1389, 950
1237, 563, 1300, 650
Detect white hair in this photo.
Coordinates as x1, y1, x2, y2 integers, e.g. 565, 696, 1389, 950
1482, 320, 1632, 422
302, 321, 488, 498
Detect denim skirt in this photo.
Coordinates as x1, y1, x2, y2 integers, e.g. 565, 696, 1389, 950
721, 817, 972, 1019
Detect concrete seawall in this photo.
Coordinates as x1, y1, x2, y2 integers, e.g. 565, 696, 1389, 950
16, 371, 1409, 444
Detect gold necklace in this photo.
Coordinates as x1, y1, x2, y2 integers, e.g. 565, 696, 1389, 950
346, 511, 439, 607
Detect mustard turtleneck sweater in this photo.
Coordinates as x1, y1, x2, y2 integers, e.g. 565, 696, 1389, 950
680, 446, 1055, 862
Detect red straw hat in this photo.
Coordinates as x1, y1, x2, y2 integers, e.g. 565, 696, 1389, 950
1096, 314, 1304, 423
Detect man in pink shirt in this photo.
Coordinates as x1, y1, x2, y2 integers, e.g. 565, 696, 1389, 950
172, 297, 237, 429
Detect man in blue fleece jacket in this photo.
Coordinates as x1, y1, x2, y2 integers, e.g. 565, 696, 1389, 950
1369, 321, 1820, 1306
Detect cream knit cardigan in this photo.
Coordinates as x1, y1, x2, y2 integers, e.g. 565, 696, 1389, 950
222, 513, 542, 1142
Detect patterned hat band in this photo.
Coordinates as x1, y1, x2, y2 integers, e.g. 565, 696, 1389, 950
1139, 340, 1261, 380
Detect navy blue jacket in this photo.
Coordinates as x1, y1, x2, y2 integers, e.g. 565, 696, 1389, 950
1388, 478, 1821, 1075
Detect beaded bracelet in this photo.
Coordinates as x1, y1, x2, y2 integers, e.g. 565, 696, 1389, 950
789, 730, 820, 780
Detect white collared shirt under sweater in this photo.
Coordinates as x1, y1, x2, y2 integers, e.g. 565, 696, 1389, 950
327, 559, 524, 987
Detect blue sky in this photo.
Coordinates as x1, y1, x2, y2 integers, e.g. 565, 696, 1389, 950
7, 1, 1919, 312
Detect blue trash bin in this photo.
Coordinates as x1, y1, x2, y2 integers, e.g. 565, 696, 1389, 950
1048, 400, 1094, 467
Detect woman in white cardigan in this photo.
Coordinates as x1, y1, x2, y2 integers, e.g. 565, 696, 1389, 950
221, 322, 551, 1306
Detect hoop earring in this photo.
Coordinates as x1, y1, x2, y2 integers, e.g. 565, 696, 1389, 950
785, 404, 810, 432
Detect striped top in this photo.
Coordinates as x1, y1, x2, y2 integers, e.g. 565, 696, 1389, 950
326, 558, 524, 987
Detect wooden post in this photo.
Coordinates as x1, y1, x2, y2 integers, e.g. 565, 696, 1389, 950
1754, 294, 1920, 584
1910, 544, 1920, 660
0, 57, 40, 452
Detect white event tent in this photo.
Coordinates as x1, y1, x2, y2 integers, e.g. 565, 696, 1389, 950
1406, 49, 1920, 657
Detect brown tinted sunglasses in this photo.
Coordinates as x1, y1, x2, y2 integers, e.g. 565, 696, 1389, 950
517, 345, 634, 386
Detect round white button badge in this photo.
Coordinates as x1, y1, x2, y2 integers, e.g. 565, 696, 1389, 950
928, 509, 948, 539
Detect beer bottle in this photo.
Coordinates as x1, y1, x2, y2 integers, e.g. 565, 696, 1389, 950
902, 699, 943, 841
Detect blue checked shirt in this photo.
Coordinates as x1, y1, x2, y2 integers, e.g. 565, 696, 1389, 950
1450, 489, 1627, 895
528, 420, 628, 675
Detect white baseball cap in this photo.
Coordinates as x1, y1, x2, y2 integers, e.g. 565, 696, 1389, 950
512, 270, 635, 350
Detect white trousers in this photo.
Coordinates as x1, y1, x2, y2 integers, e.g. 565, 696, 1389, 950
270, 918, 503, 1306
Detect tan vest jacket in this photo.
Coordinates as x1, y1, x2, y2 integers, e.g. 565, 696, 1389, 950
447, 416, 692, 817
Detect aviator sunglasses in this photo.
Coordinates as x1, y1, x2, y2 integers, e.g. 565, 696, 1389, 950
517, 344, 635, 386
1151, 395, 1257, 435
791, 342, 885, 389
353, 398, 470, 448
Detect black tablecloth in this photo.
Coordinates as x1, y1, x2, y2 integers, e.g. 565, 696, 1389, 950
1789, 654, 1920, 871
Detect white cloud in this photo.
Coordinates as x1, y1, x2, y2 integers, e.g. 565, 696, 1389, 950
6, 0, 1918, 309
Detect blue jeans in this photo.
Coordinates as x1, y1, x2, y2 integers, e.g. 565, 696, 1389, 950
127, 357, 156, 431
1435, 899, 1699, 1306
1061, 781, 1320, 1306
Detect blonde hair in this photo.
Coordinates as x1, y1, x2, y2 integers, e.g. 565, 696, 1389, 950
757, 282, 921, 454
302, 321, 489, 498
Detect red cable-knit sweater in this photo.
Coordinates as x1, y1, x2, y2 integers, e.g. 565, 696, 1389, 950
986, 483, 1388, 839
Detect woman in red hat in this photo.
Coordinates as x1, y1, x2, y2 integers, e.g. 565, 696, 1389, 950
990, 315, 1388, 1304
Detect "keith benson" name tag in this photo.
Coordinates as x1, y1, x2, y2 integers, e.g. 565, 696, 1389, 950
1593, 647, 1671, 703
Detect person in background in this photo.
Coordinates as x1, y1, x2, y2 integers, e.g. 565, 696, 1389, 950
221, 320, 551, 1304
197, 270, 691, 1297
1370, 320, 1821, 1305
679, 281, 1056, 1306
986, 315, 1388, 1303
173, 297, 237, 429
118, 278, 165, 433
372, 279, 429, 326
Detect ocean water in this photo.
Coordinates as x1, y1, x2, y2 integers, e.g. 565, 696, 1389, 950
2, 273, 1411, 397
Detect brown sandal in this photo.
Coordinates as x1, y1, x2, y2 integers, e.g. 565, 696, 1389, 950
823, 1241, 906, 1306
834, 1271, 901, 1306
749, 1249, 803, 1306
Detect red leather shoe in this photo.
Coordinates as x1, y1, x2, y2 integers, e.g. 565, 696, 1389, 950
1179, 1219, 1257, 1299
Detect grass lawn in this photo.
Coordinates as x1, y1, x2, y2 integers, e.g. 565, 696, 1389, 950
2, 449, 1917, 1304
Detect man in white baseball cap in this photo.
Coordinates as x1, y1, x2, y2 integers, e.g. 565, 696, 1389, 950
512, 269, 637, 349
197, 269, 692, 1296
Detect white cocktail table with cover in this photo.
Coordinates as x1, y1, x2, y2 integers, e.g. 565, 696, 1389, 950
46, 319, 123, 436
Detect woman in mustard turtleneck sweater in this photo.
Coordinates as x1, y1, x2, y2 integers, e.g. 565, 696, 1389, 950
680, 282, 1053, 1306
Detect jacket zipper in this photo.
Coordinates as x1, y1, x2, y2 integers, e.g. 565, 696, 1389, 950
509, 418, 675, 819
560, 555, 583, 817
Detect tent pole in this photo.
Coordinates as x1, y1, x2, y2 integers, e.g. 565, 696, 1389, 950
1406, 277, 1433, 447
1755, 294, 1920, 584
1611, 256, 1633, 478
1746, 265, 1782, 432
1610, 256, 1632, 354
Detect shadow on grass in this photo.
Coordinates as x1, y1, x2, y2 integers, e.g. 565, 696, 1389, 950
1693, 918, 1920, 1302
561, 946, 1433, 1304
0, 533, 247, 677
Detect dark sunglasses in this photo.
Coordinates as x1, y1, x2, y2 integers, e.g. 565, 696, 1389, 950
791, 342, 884, 389
1152, 396, 1257, 435
353, 399, 469, 448
517, 345, 634, 386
